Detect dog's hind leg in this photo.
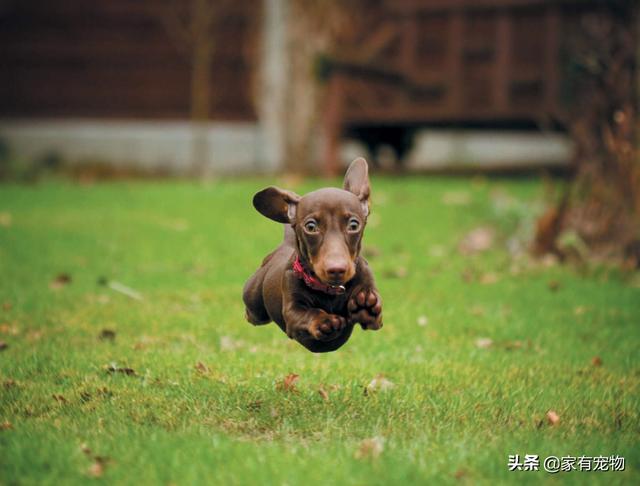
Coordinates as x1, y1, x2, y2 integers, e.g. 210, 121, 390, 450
242, 267, 271, 325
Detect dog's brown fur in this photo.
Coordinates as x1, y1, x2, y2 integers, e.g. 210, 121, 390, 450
243, 158, 383, 353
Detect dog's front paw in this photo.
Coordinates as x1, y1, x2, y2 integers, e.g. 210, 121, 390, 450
348, 289, 383, 330
308, 313, 347, 341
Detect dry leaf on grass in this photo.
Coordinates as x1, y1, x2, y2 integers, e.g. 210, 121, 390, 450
0, 421, 12, 431
2, 302, 12, 311
417, 315, 429, 327
355, 436, 384, 459
0, 212, 12, 227
365, 374, 395, 395
52, 394, 67, 403
87, 457, 109, 477
591, 356, 603, 367
105, 364, 136, 376
475, 338, 493, 349
195, 362, 210, 374
50, 273, 71, 290
454, 469, 467, 479
546, 410, 560, 425
0, 323, 19, 335
459, 227, 495, 255
276, 373, 299, 392
98, 329, 116, 341
317, 386, 329, 401
0, 341, 7, 351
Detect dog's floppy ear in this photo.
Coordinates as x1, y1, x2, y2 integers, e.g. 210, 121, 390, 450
253, 186, 301, 224
343, 157, 370, 216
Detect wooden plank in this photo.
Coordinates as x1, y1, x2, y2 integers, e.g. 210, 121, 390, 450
544, 4, 560, 113
494, 11, 511, 110
387, 0, 555, 14
447, 12, 464, 112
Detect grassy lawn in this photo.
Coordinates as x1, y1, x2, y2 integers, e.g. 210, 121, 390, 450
0, 176, 638, 485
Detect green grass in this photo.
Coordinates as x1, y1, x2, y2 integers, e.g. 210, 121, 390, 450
0, 176, 638, 485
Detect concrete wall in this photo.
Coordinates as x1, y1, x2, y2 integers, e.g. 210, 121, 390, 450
405, 130, 572, 170
0, 120, 572, 174
0, 120, 265, 175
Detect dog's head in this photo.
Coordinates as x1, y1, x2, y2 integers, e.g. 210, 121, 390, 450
253, 158, 371, 286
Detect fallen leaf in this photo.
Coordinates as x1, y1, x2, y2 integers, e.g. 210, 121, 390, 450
454, 469, 467, 479
504, 340, 523, 351
98, 329, 116, 341
318, 386, 329, 401
87, 459, 105, 478
459, 227, 494, 255
548, 280, 560, 292
365, 374, 395, 394
52, 394, 67, 403
0, 212, 12, 227
0, 341, 7, 351
591, 356, 603, 367
50, 273, 71, 290
475, 337, 493, 349
355, 436, 384, 459
0, 323, 18, 335
195, 362, 209, 374
417, 315, 429, 327
276, 373, 299, 392
3, 379, 16, 388
0, 421, 12, 431
546, 410, 560, 425
80, 443, 92, 456
2, 302, 12, 311
132, 335, 158, 350
105, 364, 136, 376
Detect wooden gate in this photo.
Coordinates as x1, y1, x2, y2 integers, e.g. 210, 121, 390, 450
323, 0, 565, 173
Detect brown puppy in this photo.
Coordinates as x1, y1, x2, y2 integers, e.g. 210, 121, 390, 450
243, 158, 383, 353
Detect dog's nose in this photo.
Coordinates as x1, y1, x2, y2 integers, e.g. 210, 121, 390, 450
326, 262, 347, 281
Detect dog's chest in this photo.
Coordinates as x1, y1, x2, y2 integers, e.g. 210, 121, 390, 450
313, 293, 349, 316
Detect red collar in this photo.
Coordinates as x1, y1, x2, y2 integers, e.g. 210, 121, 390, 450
292, 255, 346, 295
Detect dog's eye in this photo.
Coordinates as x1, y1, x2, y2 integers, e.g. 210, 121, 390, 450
304, 220, 319, 233
347, 218, 360, 232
